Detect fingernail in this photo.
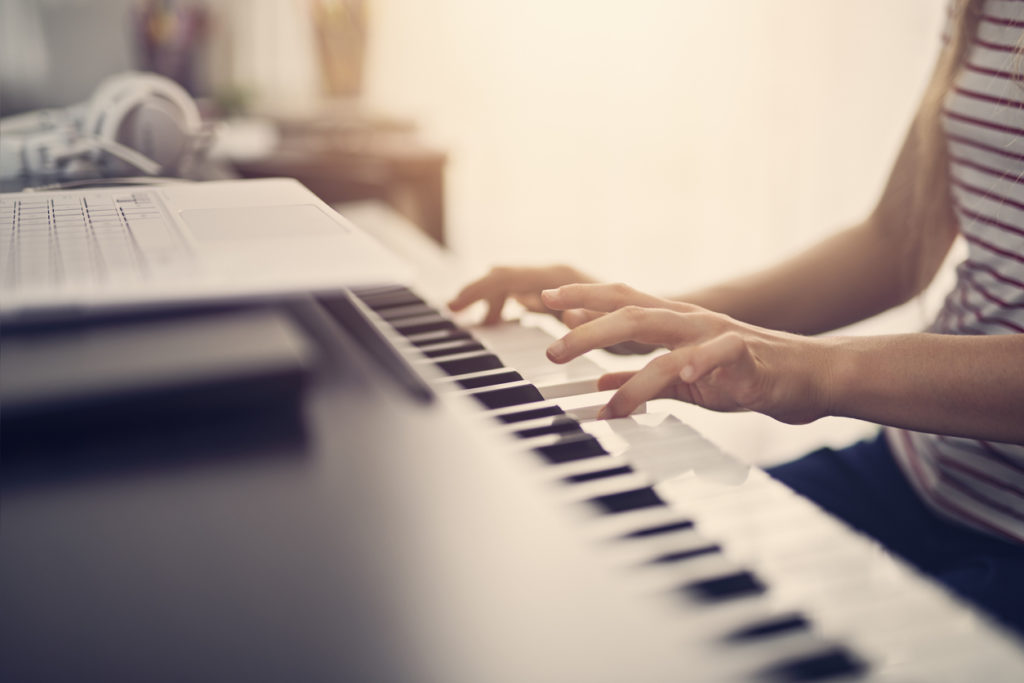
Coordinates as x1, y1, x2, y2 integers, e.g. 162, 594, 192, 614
546, 339, 566, 362
541, 288, 558, 302
596, 406, 608, 420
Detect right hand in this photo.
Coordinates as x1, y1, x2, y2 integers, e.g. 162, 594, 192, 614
447, 265, 594, 325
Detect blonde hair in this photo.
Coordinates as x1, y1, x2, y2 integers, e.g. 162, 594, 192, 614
896, 0, 984, 296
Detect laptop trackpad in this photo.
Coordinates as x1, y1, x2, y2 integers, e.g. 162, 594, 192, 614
180, 205, 350, 241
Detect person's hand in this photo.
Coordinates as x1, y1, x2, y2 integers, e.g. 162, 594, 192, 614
540, 282, 834, 423
447, 265, 595, 325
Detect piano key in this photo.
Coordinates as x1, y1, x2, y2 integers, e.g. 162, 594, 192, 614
515, 414, 584, 439
392, 316, 458, 337
536, 377, 600, 400
649, 545, 721, 565
683, 571, 767, 604
408, 328, 474, 347
724, 613, 811, 643
435, 353, 503, 376
421, 340, 487, 358
456, 370, 524, 390
755, 645, 867, 682
564, 465, 634, 484
375, 302, 438, 321
535, 432, 609, 464
492, 404, 565, 424
624, 519, 695, 538
469, 383, 545, 410
354, 286, 425, 310
589, 487, 664, 514
558, 390, 647, 421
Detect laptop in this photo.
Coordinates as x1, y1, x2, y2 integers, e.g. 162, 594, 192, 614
0, 177, 410, 321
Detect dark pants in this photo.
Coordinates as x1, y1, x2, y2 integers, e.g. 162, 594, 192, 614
767, 432, 1024, 637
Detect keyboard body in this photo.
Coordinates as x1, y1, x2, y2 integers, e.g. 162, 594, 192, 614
3, 206, 1024, 682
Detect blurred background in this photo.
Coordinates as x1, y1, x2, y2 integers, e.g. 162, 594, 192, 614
1, 0, 952, 461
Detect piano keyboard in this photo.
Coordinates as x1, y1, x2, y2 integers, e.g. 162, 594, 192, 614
322, 284, 1024, 682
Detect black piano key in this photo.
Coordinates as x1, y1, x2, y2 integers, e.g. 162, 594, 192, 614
536, 433, 609, 464
725, 613, 810, 643
495, 405, 565, 424
423, 341, 486, 358
588, 487, 664, 514
683, 571, 766, 603
376, 302, 438, 321
649, 545, 721, 564
470, 384, 545, 410
623, 520, 694, 538
393, 318, 457, 337
410, 329, 473, 348
456, 370, 524, 390
349, 283, 408, 299
436, 354, 504, 376
564, 465, 633, 484
756, 647, 867, 682
356, 288, 425, 311
515, 415, 584, 439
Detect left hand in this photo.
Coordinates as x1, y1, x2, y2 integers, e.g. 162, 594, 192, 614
540, 283, 835, 423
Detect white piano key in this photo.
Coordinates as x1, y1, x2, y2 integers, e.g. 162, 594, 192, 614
536, 376, 600, 399
561, 390, 646, 420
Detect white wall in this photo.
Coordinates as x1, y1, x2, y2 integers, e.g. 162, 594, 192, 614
362, 1, 947, 298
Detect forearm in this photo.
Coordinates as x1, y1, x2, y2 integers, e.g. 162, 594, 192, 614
675, 219, 918, 335
825, 333, 1024, 444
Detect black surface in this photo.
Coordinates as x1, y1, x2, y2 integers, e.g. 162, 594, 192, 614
649, 545, 721, 564
409, 328, 473, 347
564, 466, 633, 484
623, 520, 695, 538
470, 384, 545, 410
495, 405, 565, 424
726, 614, 811, 642
757, 647, 868, 682
393, 317, 457, 337
435, 353, 504, 376
535, 433, 609, 464
684, 571, 767, 603
423, 341, 487, 358
588, 487, 664, 514
456, 370, 524, 390
516, 415, 584, 439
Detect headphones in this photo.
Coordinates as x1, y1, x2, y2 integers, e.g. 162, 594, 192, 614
0, 71, 209, 182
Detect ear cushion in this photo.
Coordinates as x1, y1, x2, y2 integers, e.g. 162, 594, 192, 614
84, 71, 202, 174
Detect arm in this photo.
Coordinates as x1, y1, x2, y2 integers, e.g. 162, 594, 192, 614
450, 110, 958, 335
826, 333, 1024, 444
541, 284, 1024, 445
677, 112, 959, 334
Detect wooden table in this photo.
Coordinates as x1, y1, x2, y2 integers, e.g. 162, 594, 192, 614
231, 113, 448, 245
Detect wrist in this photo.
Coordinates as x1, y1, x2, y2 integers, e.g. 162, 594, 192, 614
818, 335, 861, 422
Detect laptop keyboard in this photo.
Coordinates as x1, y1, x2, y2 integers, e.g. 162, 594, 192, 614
1, 191, 193, 292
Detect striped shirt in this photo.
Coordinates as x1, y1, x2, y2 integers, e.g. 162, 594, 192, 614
886, 0, 1024, 544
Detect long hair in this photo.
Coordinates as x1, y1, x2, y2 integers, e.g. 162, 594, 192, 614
898, 0, 984, 296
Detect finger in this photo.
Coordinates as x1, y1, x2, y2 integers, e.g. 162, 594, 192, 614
542, 282, 693, 314
561, 308, 602, 328
484, 294, 507, 325
448, 267, 543, 312
447, 276, 493, 312
678, 332, 750, 384
547, 306, 698, 363
598, 352, 685, 419
513, 292, 548, 313
596, 371, 634, 391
